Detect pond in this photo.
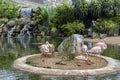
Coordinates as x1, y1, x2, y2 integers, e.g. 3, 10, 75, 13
0, 37, 120, 80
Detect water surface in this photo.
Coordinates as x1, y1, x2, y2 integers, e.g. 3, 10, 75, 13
0, 37, 120, 80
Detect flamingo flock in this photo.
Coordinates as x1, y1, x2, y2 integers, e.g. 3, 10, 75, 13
75, 40, 107, 66
88, 40, 107, 56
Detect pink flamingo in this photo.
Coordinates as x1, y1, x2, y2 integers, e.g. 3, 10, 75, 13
88, 40, 107, 67
94, 40, 107, 50
38, 41, 54, 57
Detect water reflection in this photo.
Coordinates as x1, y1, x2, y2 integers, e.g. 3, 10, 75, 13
0, 37, 119, 80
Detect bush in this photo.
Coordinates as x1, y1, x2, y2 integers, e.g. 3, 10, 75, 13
74, 0, 88, 20
53, 2, 75, 28
60, 21, 85, 36
0, 0, 19, 19
94, 19, 115, 34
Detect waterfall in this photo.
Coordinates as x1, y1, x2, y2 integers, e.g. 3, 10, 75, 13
17, 24, 32, 38
7, 25, 16, 38
2, 24, 16, 38
20, 8, 32, 19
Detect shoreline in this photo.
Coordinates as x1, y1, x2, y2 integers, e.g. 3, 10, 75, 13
12, 54, 120, 76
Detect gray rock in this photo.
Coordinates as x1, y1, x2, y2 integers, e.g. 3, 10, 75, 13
0, 18, 8, 23
7, 20, 16, 27
57, 34, 84, 54
17, 18, 31, 25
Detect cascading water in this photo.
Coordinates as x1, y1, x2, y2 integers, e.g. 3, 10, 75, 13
2, 24, 16, 38
7, 25, 16, 38
17, 24, 32, 38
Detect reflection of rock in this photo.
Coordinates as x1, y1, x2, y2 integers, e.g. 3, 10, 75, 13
57, 34, 84, 54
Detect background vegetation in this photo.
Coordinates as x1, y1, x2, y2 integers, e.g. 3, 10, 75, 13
0, 0, 19, 19
0, 0, 120, 37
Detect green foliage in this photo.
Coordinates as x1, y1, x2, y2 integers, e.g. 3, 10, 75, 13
103, 45, 120, 60
100, 0, 114, 17
61, 21, 85, 36
88, 0, 102, 18
111, 16, 120, 25
0, 53, 16, 69
94, 19, 115, 34
0, 0, 19, 19
100, 0, 120, 17
33, 6, 55, 35
74, 0, 88, 20
53, 2, 75, 28
74, 0, 120, 19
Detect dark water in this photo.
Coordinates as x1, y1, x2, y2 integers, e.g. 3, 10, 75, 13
0, 37, 120, 80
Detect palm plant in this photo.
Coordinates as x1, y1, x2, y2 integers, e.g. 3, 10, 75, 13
33, 6, 55, 35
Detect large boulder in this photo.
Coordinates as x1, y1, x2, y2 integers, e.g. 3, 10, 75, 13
57, 34, 84, 54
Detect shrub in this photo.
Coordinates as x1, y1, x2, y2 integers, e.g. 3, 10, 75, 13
60, 21, 85, 36
94, 19, 115, 34
74, 0, 88, 20
53, 2, 75, 28
0, 0, 19, 19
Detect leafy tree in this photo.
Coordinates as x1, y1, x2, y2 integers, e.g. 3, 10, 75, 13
74, 0, 88, 20
53, 2, 75, 29
88, 0, 102, 19
100, 0, 119, 17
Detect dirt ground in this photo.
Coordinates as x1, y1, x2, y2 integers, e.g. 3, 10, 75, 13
85, 36, 120, 45
26, 54, 107, 70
